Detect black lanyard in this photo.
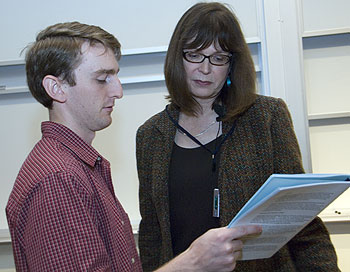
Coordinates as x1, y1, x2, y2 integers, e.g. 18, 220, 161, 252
165, 105, 237, 172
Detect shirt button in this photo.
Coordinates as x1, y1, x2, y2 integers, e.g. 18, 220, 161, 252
121, 220, 124, 225
131, 258, 135, 264
97, 157, 102, 161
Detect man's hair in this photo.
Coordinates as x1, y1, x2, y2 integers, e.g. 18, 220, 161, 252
25, 21, 121, 108
165, 2, 256, 120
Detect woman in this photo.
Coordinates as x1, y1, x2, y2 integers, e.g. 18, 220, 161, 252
136, 2, 339, 271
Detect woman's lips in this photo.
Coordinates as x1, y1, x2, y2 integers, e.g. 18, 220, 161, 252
194, 79, 212, 86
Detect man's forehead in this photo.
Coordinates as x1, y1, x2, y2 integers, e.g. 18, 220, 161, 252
78, 42, 119, 71
80, 41, 110, 57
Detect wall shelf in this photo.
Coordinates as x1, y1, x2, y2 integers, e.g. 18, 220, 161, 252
303, 27, 350, 38
308, 112, 350, 121
0, 59, 25, 66
122, 46, 167, 56
0, 229, 10, 244
320, 208, 350, 223
0, 86, 28, 95
120, 74, 165, 85
0, 42, 263, 95
0, 74, 167, 95
0, 37, 262, 68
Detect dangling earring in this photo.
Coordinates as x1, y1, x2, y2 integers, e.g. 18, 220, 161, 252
226, 76, 231, 87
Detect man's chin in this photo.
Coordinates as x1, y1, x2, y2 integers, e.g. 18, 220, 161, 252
95, 118, 113, 132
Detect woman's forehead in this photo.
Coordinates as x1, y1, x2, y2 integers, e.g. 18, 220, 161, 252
184, 39, 225, 51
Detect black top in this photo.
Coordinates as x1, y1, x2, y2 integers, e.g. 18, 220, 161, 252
169, 136, 222, 256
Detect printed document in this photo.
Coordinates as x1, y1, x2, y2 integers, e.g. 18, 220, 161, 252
227, 174, 350, 260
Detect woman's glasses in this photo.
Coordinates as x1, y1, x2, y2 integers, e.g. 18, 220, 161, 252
183, 51, 232, 66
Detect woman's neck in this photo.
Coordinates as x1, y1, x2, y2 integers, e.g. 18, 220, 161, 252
176, 102, 222, 148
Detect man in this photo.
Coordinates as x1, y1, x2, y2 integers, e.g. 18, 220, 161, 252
6, 21, 261, 271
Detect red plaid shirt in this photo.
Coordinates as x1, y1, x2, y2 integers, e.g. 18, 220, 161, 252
6, 122, 142, 271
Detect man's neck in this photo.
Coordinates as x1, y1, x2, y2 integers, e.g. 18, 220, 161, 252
48, 110, 95, 145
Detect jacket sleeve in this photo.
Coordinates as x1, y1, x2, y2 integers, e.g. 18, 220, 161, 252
136, 125, 162, 272
271, 98, 339, 271
288, 217, 340, 271
270, 98, 304, 174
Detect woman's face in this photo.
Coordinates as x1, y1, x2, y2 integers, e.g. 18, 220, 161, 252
183, 42, 230, 104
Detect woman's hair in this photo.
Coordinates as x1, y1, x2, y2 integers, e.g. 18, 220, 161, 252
165, 2, 256, 120
25, 21, 121, 108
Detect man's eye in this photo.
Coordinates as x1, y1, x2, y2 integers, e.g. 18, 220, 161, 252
97, 75, 110, 84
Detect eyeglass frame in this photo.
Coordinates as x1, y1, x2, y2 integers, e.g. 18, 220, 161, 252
182, 51, 232, 66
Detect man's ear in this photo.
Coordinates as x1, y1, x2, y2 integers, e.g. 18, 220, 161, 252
42, 75, 67, 103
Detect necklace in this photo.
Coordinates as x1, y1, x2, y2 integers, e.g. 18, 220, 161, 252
178, 120, 217, 137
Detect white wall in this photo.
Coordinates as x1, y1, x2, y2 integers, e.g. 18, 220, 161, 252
299, 0, 350, 270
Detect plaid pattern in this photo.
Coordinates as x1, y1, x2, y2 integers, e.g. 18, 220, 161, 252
7, 122, 142, 271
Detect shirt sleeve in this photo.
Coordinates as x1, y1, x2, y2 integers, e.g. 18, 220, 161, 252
22, 171, 111, 271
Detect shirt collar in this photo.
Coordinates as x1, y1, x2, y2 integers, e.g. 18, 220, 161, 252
41, 121, 103, 167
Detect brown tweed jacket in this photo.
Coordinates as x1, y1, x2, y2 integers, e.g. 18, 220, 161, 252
136, 95, 339, 271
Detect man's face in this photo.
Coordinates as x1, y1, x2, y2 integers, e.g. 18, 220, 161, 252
62, 42, 122, 138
